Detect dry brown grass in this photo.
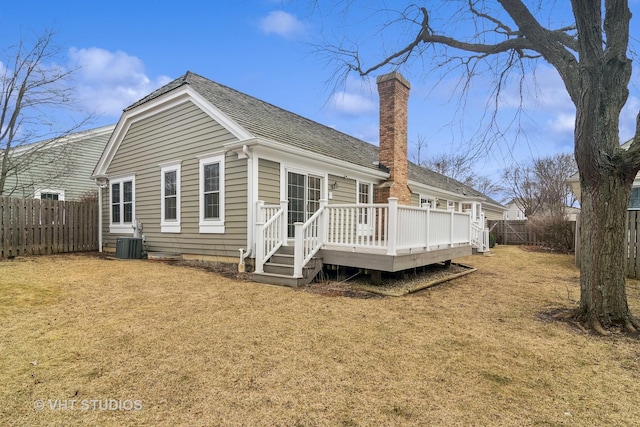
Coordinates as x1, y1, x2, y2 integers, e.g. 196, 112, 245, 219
1, 246, 639, 426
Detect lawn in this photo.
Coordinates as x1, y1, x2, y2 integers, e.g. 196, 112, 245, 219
1, 245, 639, 426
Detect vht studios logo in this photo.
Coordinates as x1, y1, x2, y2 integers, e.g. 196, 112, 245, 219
34, 399, 143, 411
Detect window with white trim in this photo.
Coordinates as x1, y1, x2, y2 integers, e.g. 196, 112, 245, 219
35, 189, 65, 201
160, 162, 181, 233
357, 182, 372, 224
420, 196, 435, 208
110, 176, 135, 234
199, 154, 225, 233
629, 187, 640, 210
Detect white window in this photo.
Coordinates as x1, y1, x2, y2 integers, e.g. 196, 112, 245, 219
110, 176, 135, 234
629, 187, 640, 210
357, 182, 373, 226
160, 162, 181, 233
420, 196, 435, 209
199, 154, 225, 233
35, 189, 65, 201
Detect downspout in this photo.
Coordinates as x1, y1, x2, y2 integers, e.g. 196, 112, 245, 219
95, 179, 107, 253
238, 144, 253, 272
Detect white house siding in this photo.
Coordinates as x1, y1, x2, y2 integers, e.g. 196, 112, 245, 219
257, 158, 280, 205
483, 206, 505, 221
103, 101, 248, 258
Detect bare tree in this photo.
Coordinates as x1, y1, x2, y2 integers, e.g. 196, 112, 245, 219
503, 153, 577, 217
502, 164, 542, 217
411, 135, 503, 199
321, 1, 640, 333
534, 153, 578, 214
0, 29, 90, 197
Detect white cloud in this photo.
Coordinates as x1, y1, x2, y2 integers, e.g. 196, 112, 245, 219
548, 112, 575, 135
620, 95, 639, 142
258, 11, 306, 39
327, 75, 377, 116
68, 47, 172, 117
329, 91, 376, 115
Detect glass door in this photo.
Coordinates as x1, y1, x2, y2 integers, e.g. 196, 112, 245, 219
287, 172, 322, 237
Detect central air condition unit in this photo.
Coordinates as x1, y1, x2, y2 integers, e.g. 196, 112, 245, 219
115, 237, 143, 259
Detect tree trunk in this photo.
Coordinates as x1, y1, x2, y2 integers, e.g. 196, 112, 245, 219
577, 176, 634, 329
573, 61, 637, 330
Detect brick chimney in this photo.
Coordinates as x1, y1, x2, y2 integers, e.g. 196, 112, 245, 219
375, 72, 412, 205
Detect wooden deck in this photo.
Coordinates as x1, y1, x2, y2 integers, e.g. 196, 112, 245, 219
252, 198, 485, 286
318, 245, 472, 272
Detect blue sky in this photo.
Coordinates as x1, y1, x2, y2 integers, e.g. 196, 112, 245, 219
2, 1, 639, 184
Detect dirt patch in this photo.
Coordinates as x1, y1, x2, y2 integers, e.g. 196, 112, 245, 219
176, 259, 253, 281
301, 262, 476, 297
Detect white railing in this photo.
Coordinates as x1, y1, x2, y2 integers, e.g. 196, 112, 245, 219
325, 203, 390, 249
469, 212, 490, 253
323, 198, 471, 255
293, 201, 327, 278
256, 197, 478, 278
255, 200, 288, 274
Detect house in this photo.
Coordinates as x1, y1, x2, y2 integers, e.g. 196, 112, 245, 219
92, 71, 505, 285
1, 125, 114, 201
567, 138, 636, 211
503, 198, 528, 220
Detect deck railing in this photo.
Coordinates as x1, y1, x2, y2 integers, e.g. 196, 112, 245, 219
256, 197, 478, 278
255, 200, 288, 274
293, 201, 327, 278
470, 212, 490, 253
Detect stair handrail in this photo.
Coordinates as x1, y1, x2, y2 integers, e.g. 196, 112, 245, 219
293, 200, 328, 278
255, 200, 288, 274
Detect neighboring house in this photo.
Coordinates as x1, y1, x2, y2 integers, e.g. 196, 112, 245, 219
567, 138, 637, 211
92, 71, 505, 285
564, 206, 581, 221
503, 198, 528, 220
503, 198, 579, 221
1, 125, 115, 201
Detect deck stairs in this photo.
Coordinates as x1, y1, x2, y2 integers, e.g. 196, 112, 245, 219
252, 245, 323, 287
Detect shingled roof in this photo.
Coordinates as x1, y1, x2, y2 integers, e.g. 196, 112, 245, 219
126, 71, 500, 204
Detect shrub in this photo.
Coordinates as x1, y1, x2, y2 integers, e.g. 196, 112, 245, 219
489, 232, 497, 248
528, 213, 575, 253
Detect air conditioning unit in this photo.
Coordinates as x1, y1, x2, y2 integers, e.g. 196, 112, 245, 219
115, 237, 143, 259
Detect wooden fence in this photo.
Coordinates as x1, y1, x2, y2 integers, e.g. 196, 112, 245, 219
574, 212, 640, 279
1, 197, 99, 258
489, 220, 539, 246
488, 219, 576, 251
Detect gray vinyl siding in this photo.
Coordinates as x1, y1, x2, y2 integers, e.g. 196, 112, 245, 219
2, 127, 111, 200
329, 175, 356, 204
104, 101, 248, 258
257, 158, 280, 204
411, 192, 420, 207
